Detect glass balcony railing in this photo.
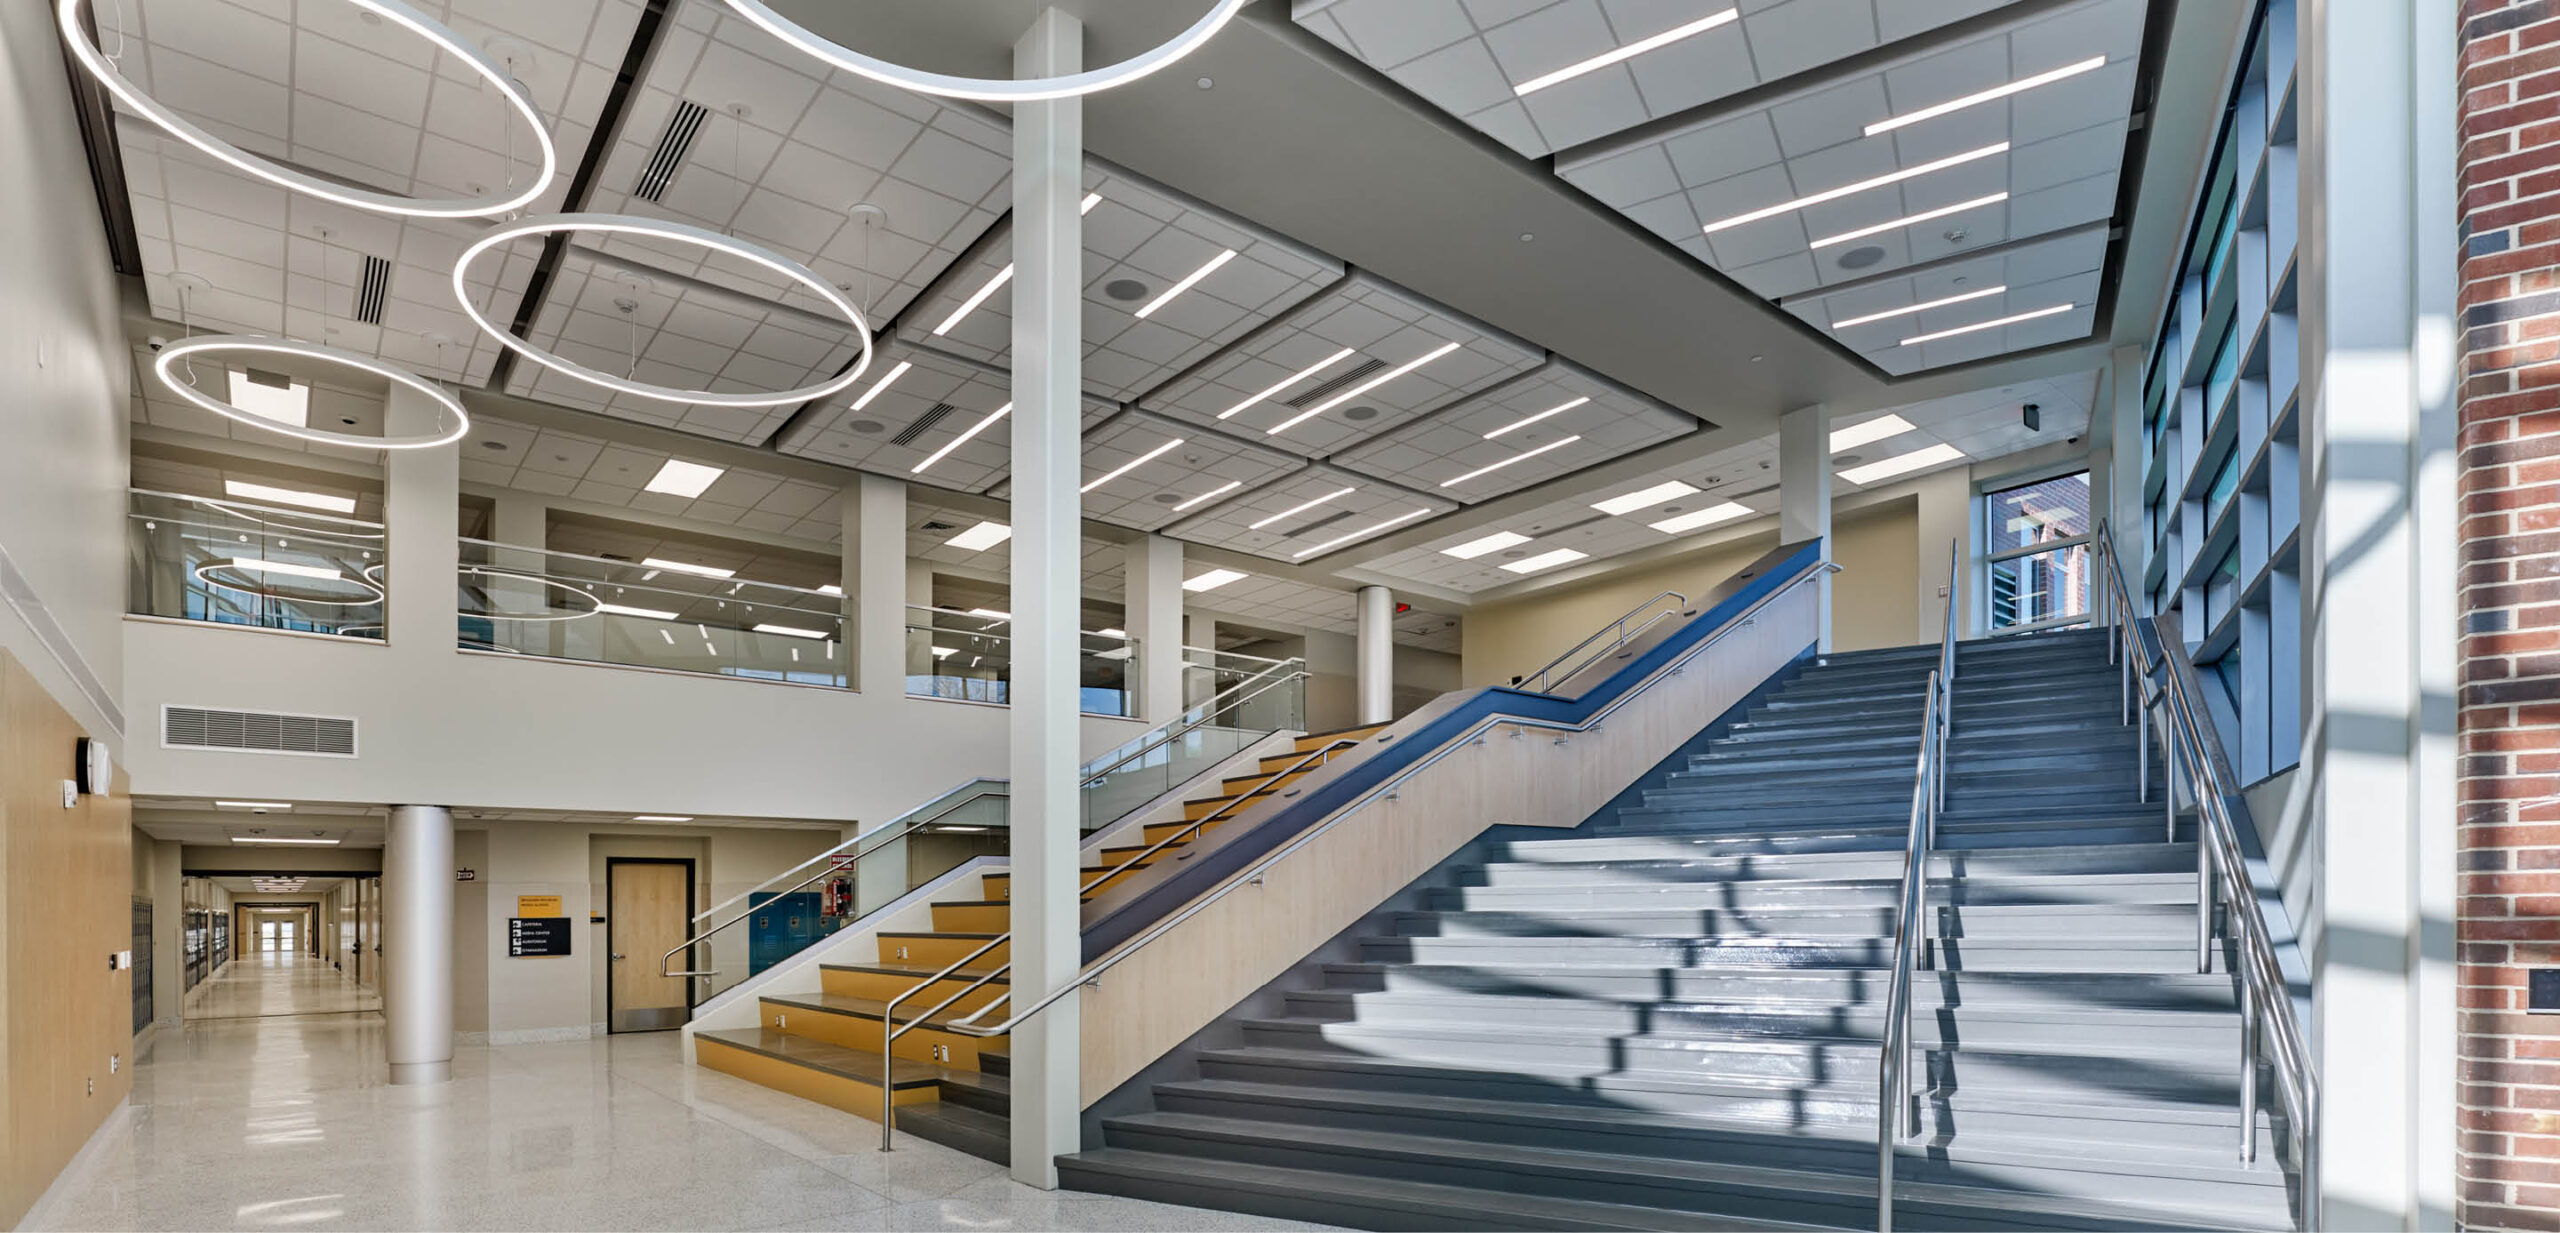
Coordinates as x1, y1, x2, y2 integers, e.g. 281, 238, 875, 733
457, 539, 847, 686
127, 489, 386, 638
905, 604, 1138, 717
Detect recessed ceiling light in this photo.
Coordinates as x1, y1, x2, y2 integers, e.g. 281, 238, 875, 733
633, 815, 693, 823
228, 558, 343, 581
230, 836, 339, 846
1082, 437, 1186, 493
1831, 287, 2007, 330
1484, 396, 1590, 439
1501, 548, 1589, 575
1866, 56, 2109, 136
1900, 304, 2074, 346
1220, 347, 1355, 420
598, 602, 679, 620
968, 608, 1012, 621
1513, 8, 1740, 96
1133, 248, 1237, 319
1701, 142, 2009, 235
223, 480, 356, 514
1184, 568, 1250, 592
850, 359, 912, 410
928, 194, 1103, 336
1440, 435, 1582, 487
1249, 486, 1356, 530
945, 521, 1013, 552
1442, 530, 1532, 560
226, 368, 310, 427
642, 557, 734, 579
1268, 341, 1461, 435
753, 623, 828, 639
215, 800, 294, 810
911, 403, 1011, 474
1650, 502, 1754, 534
1830, 414, 1918, 452
1810, 192, 2009, 250
930, 646, 958, 659
1292, 508, 1431, 559
644, 459, 725, 498
1591, 480, 1700, 517
1840, 443, 1967, 484
1171, 479, 1243, 511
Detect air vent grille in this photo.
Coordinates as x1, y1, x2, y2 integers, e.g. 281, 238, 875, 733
1283, 357, 1386, 408
891, 402, 958, 447
1286, 509, 1355, 538
163, 706, 357, 758
633, 100, 710, 202
1726, 483, 1779, 500
354, 255, 391, 324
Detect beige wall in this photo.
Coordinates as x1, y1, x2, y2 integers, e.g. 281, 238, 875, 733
1831, 497, 1922, 654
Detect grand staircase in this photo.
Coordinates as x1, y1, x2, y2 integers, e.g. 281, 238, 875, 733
1060, 629, 2301, 1231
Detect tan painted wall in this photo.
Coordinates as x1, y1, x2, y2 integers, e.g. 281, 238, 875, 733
1831, 497, 1923, 654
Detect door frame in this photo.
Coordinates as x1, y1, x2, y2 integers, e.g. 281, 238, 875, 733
605, 857, 696, 1033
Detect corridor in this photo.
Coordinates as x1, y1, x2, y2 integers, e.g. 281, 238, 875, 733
183, 950, 382, 1021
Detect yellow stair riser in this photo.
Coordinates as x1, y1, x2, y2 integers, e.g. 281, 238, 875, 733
821, 969, 1009, 1014
1185, 793, 1271, 823
931, 903, 1010, 933
1221, 765, 1321, 796
879, 934, 1009, 968
981, 872, 1111, 902
1140, 818, 1219, 847
694, 1038, 935, 1122
1293, 726, 1381, 753
760, 1003, 1002, 1071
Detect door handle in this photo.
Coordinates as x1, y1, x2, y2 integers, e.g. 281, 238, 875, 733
610, 953, 625, 961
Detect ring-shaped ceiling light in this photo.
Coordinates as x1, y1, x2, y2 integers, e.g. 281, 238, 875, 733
720, 0, 1246, 103
200, 500, 387, 543
191, 561, 387, 609
456, 566, 603, 623
154, 335, 471, 449
57, 0, 557, 218
452, 213, 875, 407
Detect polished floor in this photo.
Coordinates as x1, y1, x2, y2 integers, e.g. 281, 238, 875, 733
27, 954, 1322, 1231
181, 948, 383, 1019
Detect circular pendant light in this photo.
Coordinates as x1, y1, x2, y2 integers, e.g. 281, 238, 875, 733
57, 0, 557, 218
153, 335, 471, 449
457, 567, 603, 622
451, 213, 875, 408
191, 560, 387, 609
720, 0, 1246, 103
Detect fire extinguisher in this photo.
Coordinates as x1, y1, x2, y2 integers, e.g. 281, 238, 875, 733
823, 876, 853, 918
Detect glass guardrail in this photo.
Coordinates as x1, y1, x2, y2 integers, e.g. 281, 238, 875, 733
905, 604, 1139, 718
459, 539, 847, 686
128, 489, 387, 638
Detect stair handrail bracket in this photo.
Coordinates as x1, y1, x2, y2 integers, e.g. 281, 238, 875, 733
2092, 522, 2319, 1231
1877, 539, 1958, 1233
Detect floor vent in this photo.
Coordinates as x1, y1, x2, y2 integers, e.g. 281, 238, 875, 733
633, 100, 710, 202
354, 255, 391, 324
1283, 356, 1385, 408
892, 402, 958, 447
162, 706, 357, 758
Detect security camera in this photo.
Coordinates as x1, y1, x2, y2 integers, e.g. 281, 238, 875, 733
2021, 402, 2042, 432
145, 335, 169, 352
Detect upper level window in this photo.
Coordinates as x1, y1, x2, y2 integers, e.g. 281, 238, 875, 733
1985, 471, 2093, 633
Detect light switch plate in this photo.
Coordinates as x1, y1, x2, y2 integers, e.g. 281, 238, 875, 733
62, 780, 78, 808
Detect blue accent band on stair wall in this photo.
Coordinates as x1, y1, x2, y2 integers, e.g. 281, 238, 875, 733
1080, 539, 1826, 964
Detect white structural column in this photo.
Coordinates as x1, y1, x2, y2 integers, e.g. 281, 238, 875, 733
488, 493, 551, 655
382, 803, 455, 1084
2301, 0, 2455, 1226
1777, 404, 1833, 651
1123, 535, 1185, 722
849, 473, 907, 696
1356, 585, 1393, 725
1005, 6, 1084, 1190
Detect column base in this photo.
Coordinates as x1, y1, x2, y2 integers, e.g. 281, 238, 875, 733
388, 1060, 451, 1085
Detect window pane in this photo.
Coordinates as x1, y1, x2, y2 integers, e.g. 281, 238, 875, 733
1990, 544, 2091, 629
1988, 472, 2092, 550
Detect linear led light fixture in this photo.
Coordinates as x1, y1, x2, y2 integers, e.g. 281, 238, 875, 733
1485, 396, 1590, 439
1183, 568, 1249, 592
1292, 508, 1431, 559
1219, 347, 1355, 420
644, 459, 725, 498
1810, 192, 2007, 250
1831, 414, 1918, 452
968, 608, 1012, 621
1702, 142, 2009, 235
1830, 286, 2006, 330
1513, 7, 1739, 96
850, 360, 911, 411
1866, 56, 2109, 136
1269, 341, 1462, 435
1440, 435, 1582, 487
1591, 480, 1700, 517
598, 602, 679, 620
642, 557, 734, 579
1501, 547, 1589, 575
230, 836, 339, 846
1900, 303, 2073, 346
1134, 249, 1237, 319
224, 480, 355, 514
946, 521, 1012, 551
1840, 442, 1966, 485
1442, 530, 1531, 560
1249, 486, 1355, 530
930, 193, 1103, 335
912, 403, 1010, 474
1082, 437, 1186, 493
1651, 502, 1754, 534
230, 558, 344, 581
753, 623, 829, 639
215, 801, 294, 810
633, 815, 693, 823
1172, 480, 1243, 511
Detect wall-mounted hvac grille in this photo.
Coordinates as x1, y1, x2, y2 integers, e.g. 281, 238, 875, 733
354, 255, 391, 324
162, 706, 357, 758
891, 402, 958, 447
1283, 357, 1386, 408
633, 100, 710, 202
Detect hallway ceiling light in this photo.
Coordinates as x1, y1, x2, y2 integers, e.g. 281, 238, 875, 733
1442, 530, 1532, 560
1899, 304, 2074, 346
1485, 396, 1591, 439
946, 521, 1014, 552
929, 195, 1105, 336
931, 646, 959, 658
598, 603, 680, 620
722, 0, 1246, 102
1865, 56, 2109, 135
224, 481, 356, 515
230, 836, 340, 845
156, 336, 469, 449
1810, 193, 2009, 250
1591, 480, 1700, 517
911, 403, 1011, 474
1171, 479, 1244, 511
1249, 486, 1356, 530
1083, 438, 1187, 493
642, 557, 735, 579
226, 370, 310, 427
1650, 502, 1754, 534
1501, 548, 1590, 574
633, 815, 693, 823
1830, 414, 1918, 451
1184, 568, 1250, 592
851, 361, 912, 411
1268, 342, 1463, 434
454, 214, 874, 408
1440, 435, 1583, 487
1219, 347, 1356, 420
1292, 508, 1431, 559
1839, 443, 1967, 484
753, 623, 828, 639
1829, 287, 2007, 330
215, 801, 294, 811
1701, 143, 2009, 235
58, 0, 556, 217
1134, 249, 1238, 319
644, 460, 726, 498
1512, 8, 1740, 96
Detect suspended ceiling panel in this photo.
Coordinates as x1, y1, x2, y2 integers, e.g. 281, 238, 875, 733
1330, 358, 1698, 502
904, 499, 1124, 595
1138, 273, 1542, 459
461, 415, 846, 545
1292, 0, 2015, 160
1188, 571, 1364, 636
542, 518, 839, 592
1072, 412, 1307, 534
1169, 464, 1455, 564
774, 343, 1114, 494
1780, 225, 2106, 375
899, 163, 1347, 401
125, 342, 390, 468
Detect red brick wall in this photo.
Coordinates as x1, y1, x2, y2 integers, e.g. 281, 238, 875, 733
2461, 1, 2560, 1228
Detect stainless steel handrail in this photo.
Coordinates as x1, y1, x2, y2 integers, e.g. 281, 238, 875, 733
1079, 659, 1310, 783
459, 536, 842, 606
1514, 589, 1689, 694
2090, 521, 2318, 1229
870, 554, 1835, 1151
1878, 539, 1958, 1233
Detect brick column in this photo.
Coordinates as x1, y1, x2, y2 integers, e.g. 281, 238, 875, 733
2460, 2, 2560, 1227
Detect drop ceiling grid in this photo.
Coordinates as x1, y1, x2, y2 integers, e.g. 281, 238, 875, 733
775, 343, 1113, 492
127, 452, 386, 524
1784, 227, 2109, 374
1291, 0, 2012, 160
898, 165, 1347, 400
1172, 465, 1453, 564
1192, 572, 1363, 637
459, 415, 846, 545
540, 520, 838, 592
1076, 413, 1306, 534
126, 342, 397, 467
1331, 359, 1698, 501
902, 501, 1122, 595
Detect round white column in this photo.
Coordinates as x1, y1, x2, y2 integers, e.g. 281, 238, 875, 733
383, 803, 454, 1085
1356, 585, 1393, 725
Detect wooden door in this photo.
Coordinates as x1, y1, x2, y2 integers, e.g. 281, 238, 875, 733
609, 861, 691, 1032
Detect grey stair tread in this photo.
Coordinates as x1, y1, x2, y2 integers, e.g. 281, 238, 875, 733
821, 960, 1008, 983
693, 1028, 947, 1089
1238, 1013, 2234, 1066
898, 1101, 1011, 1166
